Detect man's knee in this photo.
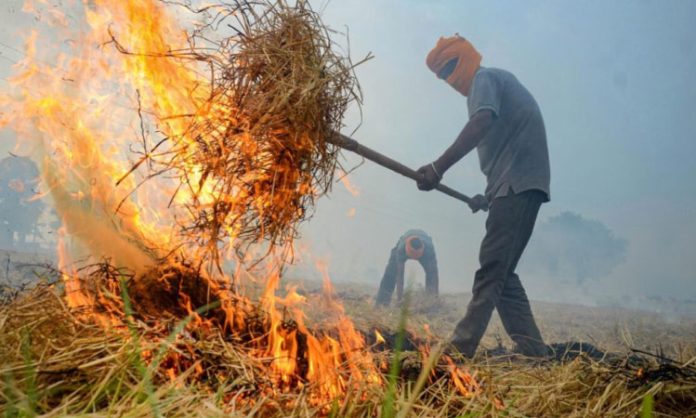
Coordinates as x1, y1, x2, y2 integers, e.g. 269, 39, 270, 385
472, 262, 507, 292
500, 286, 530, 305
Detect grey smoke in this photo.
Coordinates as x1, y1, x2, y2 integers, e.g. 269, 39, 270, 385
0, 156, 44, 250
523, 212, 627, 283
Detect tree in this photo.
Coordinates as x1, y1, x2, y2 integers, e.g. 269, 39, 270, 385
523, 211, 627, 283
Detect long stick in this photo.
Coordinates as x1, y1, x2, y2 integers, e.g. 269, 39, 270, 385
330, 133, 473, 205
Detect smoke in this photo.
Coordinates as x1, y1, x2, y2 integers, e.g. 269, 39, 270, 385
522, 211, 627, 284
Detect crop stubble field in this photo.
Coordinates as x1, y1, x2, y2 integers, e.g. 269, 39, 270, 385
2, 255, 695, 418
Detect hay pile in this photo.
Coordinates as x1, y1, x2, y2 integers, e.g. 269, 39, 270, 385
115, 0, 370, 266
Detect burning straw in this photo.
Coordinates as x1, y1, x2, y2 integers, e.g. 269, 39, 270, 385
113, 0, 371, 267
0, 0, 508, 415
3, 284, 696, 417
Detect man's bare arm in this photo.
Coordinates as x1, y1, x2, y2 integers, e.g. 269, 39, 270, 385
416, 108, 495, 212
433, 109, 495, 175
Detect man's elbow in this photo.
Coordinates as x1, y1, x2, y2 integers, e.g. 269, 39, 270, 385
473, 109, 495, 131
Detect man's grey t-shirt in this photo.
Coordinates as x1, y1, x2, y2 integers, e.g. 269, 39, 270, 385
467, 67, 550, 202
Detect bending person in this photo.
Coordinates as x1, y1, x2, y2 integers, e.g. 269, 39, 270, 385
375, 229, 438, 306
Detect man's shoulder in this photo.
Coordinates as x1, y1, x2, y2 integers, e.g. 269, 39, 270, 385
475, 67, 515, 82
473, 67, 534, 106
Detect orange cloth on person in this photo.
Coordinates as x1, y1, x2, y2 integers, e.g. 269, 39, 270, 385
426, 35, 482, 96
405, 236, 425, 260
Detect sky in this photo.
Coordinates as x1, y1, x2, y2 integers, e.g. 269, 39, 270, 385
1, 1, 695, 313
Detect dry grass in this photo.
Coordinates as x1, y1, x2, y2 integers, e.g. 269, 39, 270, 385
1, 281, 695, 417
113, 0, 371, 268
2, 0, 694, 415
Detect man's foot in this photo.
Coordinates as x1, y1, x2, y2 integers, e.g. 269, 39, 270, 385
443, 341, 474, 361
508, 335, 553, 358
512, 343, 554, 359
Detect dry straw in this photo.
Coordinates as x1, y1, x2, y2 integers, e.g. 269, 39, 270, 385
115, 0, 371, 268
3, 284, 696, 417
3, 1, 695, 416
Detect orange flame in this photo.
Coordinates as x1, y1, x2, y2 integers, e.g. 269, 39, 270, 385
0, 0, 479, 405
338, 169, 360, 197
443, 355, 480, 397
374, 330, 386, 345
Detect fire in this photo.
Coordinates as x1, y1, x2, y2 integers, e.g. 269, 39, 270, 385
0, 0, 481, 408
338, 169, 361, 197
4, 1, 176, 280
261, 272, 301, 384
375, 330, 386, 345
255, 261, 381, 399
443, 355, 480, 397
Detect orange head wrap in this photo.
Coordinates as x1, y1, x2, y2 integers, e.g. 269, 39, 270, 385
426, 34, 482, 96
405, 236, 425, 260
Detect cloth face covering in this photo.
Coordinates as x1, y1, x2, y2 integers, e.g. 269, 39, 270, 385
426, 35, 482, 96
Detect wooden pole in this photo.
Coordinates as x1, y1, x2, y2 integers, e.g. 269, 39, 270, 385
330, 133, 473, 205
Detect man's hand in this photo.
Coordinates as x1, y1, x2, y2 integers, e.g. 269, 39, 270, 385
468, 194, 489, 213
417, 163, 441, 191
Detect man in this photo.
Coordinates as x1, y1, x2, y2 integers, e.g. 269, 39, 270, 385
375, 229, 438, 307
416, 35, 550, 358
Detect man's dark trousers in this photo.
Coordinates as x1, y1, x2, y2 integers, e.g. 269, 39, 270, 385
375, 248, 438, 307
451, 189, 547, 357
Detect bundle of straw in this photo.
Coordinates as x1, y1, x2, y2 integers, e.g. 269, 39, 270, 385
120, 0, 370, 266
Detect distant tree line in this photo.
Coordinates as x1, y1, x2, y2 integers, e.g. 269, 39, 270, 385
523, 211, 628, 283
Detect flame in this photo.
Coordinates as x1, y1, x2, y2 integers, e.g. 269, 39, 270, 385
254, 260, 381, 399
0, 0, 480, 406
374, 330, 386, 345
1, 0, 241, 349
261, 271, 301, 384
338, 169, 361, 197
3, 1, 185, 282
443, 355, 480, 397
